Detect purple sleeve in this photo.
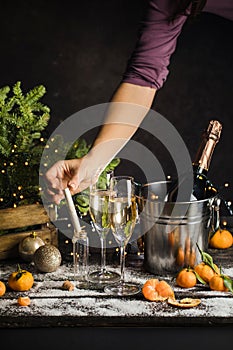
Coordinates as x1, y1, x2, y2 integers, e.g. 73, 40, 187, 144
122, 0, 188, 90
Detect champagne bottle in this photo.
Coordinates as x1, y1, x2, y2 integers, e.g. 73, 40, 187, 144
167, 120, 222, 202
192, 119, 222, 200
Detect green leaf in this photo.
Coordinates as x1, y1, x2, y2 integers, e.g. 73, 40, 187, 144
124, 220, 134, 238
101, 195, 110, 229
196, 242, 219, 273
223, 276, 233, 294
193, 270, 206, 285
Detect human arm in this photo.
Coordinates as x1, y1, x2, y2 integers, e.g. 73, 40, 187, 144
45, 82, 156, 204
45, 0, 189, 204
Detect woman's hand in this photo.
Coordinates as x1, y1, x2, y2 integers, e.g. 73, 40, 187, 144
44, 156, 94, 204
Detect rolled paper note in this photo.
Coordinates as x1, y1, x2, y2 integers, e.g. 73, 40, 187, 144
64, 188, 81, 243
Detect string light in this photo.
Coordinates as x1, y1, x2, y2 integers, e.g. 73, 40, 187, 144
24, 161, 29, 166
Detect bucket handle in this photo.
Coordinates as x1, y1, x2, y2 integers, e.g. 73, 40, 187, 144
211, 197, 221, 232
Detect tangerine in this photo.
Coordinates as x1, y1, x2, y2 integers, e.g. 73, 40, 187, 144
176, 246, 185, 266
209, 228, 232, 249
194, 262, 219, 283
176, 268, 197, 288
8, 264, 34, 292
142, 278, 175, 301
209, 275, 228, 292
168, 231, 175, 248
0, 281, 6, 296
189, 247, 196, 268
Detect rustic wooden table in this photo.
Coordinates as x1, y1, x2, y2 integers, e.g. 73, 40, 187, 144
0, 245, 233, 328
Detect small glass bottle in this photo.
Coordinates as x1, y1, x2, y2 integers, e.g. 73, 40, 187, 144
73, 229, 89, 288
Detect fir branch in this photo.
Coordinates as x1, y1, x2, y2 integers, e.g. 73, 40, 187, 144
0, 86, 10, 107
4, 96, 17, 113
0, 136, 11, 157
32, 102, 50, 114
24, 85, 46, 105
12, 81, 23, 101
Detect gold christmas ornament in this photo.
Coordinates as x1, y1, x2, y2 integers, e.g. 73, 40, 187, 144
18, 232, 45, 262
33, 244, 61, 272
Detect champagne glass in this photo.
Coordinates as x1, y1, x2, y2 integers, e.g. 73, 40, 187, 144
104, 176, 140, 296
88, 174, 120, 285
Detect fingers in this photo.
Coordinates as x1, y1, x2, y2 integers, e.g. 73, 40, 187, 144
48, 193, 64, 205
43, 158, 87, 204
43, 184, 64, 205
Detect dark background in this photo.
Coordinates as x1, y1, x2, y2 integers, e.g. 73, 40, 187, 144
0, 0, 233, 343
0, 0, 232, 192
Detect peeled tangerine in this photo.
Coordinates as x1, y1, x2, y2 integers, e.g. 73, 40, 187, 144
142, 278, 175, 301
17, 296, 31, 306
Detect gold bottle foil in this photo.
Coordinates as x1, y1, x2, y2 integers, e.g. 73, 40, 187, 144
193, 120, 222, 171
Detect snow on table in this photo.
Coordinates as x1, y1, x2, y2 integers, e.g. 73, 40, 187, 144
0, 261, 233, 327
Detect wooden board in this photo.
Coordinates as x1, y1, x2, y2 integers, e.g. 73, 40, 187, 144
0, 204, 58, 260
0, 204, 53, 230
0, 258, 233, 328
0, 224, 58, 260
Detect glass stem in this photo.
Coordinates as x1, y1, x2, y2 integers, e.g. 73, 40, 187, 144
120, 242, 126, 283
100, 235, 106, 274
73, 241, 77, 281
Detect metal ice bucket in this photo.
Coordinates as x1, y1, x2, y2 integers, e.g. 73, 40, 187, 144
139, 181, 219, 275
